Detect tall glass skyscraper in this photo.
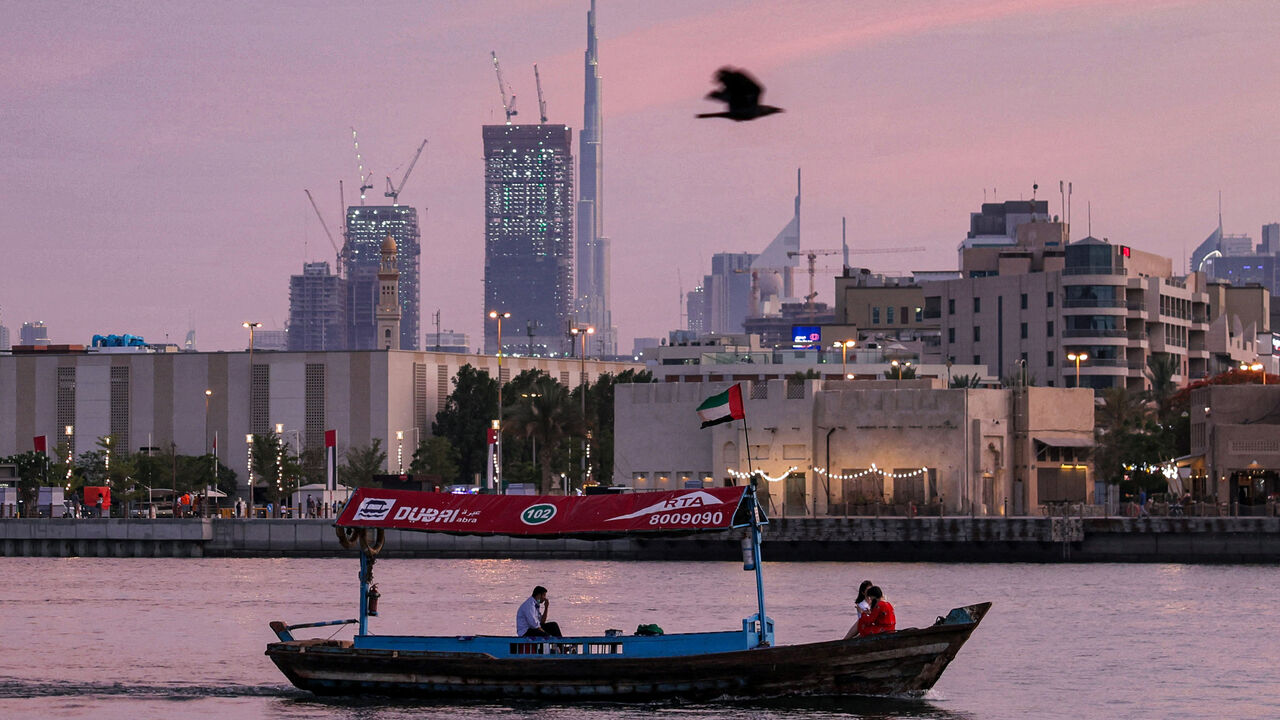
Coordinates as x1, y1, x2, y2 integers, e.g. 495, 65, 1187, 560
343, 205, 420, 350
483, 124, 576, 356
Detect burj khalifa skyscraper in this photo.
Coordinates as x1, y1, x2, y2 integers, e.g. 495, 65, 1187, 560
575, 0, 617, 356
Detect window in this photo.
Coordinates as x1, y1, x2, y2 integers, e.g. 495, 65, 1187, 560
886, 306, 895, 324
948, 299, 956, 315
1046, 291, 1055, 308
1047, 321, 1055, 337
1020, 293, 1028, 310
1020, 323, 1028, 339
948, 328, 955, 343
872, 307, 880, 324
973, 326, 981, 342
915, 306, 923, 322
900, 306, 909, 323
973, 355, 981, 365
1048, 353, 1055, 367
974, 297, 981, 313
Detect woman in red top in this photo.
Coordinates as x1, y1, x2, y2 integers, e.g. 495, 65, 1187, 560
855, 586, 896, 637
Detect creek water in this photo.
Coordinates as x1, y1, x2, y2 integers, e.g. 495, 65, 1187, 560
0, 557, 1275, 719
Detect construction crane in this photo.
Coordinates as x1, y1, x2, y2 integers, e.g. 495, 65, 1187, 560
533, 64, 548, 124
491, 51, 518, 123
384, 139, 427, 206
350, 127, 373, 204
789, 246, 926, 321
305, 189, 344, 278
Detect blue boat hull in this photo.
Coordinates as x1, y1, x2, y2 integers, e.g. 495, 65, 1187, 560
266, 603, 990, 701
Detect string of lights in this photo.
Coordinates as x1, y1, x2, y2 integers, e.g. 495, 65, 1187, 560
725, 465, 932, 482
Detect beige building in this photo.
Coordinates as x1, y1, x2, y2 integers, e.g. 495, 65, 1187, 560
615, 380, 1093, 516
1189, 385, 1280, 510
0, 348, 639, 488
926, 226, 1268, 389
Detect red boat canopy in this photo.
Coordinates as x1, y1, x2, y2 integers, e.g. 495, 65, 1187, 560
335, 486, 761, 539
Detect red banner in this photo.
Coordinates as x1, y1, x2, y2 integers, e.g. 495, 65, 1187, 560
33, 435, 47, 453
336, 486, 755, 538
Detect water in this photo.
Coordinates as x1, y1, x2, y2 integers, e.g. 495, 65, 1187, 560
0, 558, 1274, 719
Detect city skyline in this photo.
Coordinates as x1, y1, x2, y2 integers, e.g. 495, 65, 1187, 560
4, 0, 1280, 352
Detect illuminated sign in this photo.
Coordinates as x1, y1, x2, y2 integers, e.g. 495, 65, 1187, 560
791, 325, 821, 348
1120, 246, 1131, 258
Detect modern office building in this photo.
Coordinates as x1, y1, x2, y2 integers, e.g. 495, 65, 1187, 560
483, 124, 576, 356
424, 331, 471, 354
691, 252, 757, 336
19, 322, 50, 346
344, 205, 421, 351
0, 348, 641, 494
0, 323, 8, 352
575, 0, 617, 356
287, 262, 347, 352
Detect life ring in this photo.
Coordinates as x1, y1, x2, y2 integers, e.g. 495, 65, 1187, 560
335, 526, 360, 549
359, 527, 385, 555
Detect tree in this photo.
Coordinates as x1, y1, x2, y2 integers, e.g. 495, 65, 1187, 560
504, 376, 583, 492
432, 364, 499, 483
409, 436, 460, 483
885, 364, 917, 380
1144, 353, 1180, 425
1094, 386, 1159, 486
0, 451, 53, 510
250, 432, 302, 505
583, 369, 654, 484
340, 439, 387, 489
949, 373, 982, 389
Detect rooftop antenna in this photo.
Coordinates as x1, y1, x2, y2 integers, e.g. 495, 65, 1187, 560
1059, 181, 1065, 223
1067, 182, 1073, 235
432, 309, 441, 351
1088, 201, 1093, 237
534, 64, 548, 124
350, 128, 373, 204
491, 51, 518, 123
677, 268, 685, 330
842, 216, 850, 272
1218, 190, 1223, 233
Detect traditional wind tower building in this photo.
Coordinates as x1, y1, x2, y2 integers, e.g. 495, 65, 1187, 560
376, 234, 402, 350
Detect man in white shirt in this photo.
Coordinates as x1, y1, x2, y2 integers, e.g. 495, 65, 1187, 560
516, 585, 563, 637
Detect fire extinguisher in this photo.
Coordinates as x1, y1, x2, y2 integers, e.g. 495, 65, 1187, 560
367, 584, 381, 615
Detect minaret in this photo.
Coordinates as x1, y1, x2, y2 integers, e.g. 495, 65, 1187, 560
376, 233, 401, 350
576, 0, 616, 354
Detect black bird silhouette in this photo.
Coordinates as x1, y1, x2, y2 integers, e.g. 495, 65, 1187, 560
697, 67, 784, 121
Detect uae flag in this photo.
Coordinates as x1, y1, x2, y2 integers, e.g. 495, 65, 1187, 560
697, 384, 745, 428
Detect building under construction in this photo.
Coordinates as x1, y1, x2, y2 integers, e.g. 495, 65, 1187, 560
344, 205, 421, 351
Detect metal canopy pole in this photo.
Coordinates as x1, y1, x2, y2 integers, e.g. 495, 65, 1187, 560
748, 485, 768, 647
358, 551, 371, 636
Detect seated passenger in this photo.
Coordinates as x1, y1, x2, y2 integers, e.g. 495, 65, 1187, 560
855, 586, 896, 637
516, 585, 563, 638
842, 580, 874, 640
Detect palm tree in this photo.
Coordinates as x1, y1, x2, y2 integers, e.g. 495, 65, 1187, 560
504, 377, 583, 492
1144, 352, 1180, 425
949, 373, 982, 388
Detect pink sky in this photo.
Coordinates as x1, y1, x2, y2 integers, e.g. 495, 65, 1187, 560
3, 0, 1279, 351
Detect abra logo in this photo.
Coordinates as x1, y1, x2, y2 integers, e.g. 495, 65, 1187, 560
520, 503, 557, 526
354, 497, 396, 521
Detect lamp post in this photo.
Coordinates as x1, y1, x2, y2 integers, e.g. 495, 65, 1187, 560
396, 430, 404, 474
488, 310, 511, 491
1241, 361, 1264, 384
246, 434, 255, 518
890, 359, 912, 386
1067, 352, 1089, 388
832, 340, 855, 379
64, 424, 74, 482
204, 389, 213, 518
571, 325, 596, 493
242, 322, 261, 511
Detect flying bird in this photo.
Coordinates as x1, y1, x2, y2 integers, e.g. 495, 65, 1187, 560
697, 67, 784, 121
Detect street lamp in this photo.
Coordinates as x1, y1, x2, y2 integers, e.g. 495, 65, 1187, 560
571, 326, 596, 493
204, 388, 214, 518
396, 430, 405, 474
488, 310, 511, 491
64, 424, 74, 481
832, 340, 855, 379
246, 434, 255, 517
1241, 361, 1264, 384
1067, 352, 1089, 388
242, 321, 262, 511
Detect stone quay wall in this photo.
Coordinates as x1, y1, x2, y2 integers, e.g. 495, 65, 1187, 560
1, 517, 1277, 563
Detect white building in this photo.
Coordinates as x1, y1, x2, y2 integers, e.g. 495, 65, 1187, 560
0, 348, 640, 491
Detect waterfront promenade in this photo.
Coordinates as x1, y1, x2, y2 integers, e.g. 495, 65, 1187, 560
2, 515, 1277, 563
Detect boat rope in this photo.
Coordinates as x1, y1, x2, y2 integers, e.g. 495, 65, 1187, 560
335, 526, 360, 549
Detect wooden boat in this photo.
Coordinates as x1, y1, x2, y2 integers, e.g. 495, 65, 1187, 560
266, 485, 989, 700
